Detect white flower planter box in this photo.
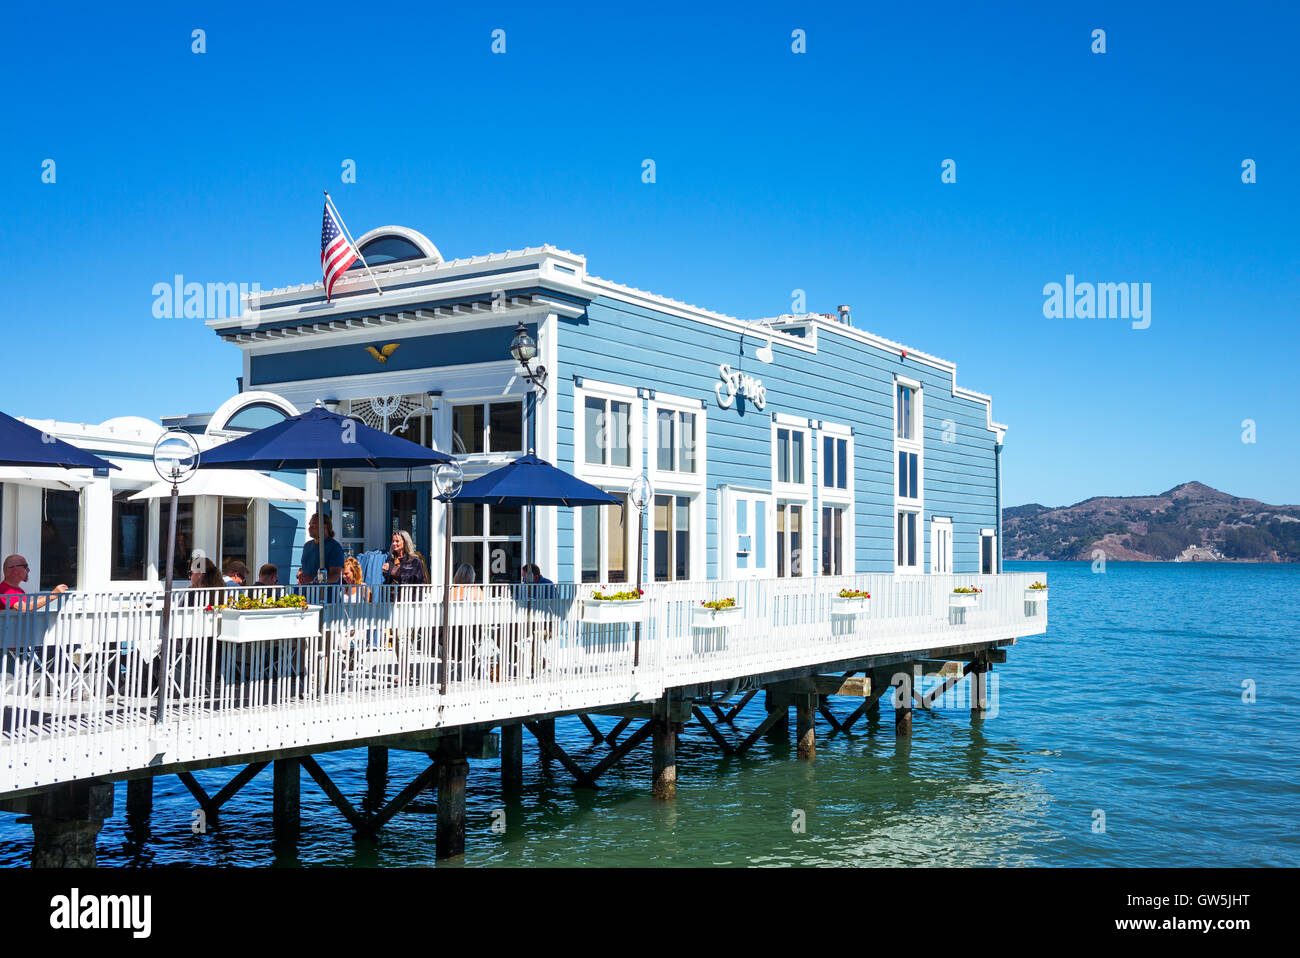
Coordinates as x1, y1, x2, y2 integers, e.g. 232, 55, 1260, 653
830, 597, 871, 617
949, 592, 979, 610
1024, 588, 1049, 602
692, 605, 743, 629
581, 598, 646, 625
220, 606, 321, 643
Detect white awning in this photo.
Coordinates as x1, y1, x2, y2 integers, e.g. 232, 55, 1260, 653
128, 469, 315, 502
0, 467, 94, 491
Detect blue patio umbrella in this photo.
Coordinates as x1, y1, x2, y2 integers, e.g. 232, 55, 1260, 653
455, 453, 620, 508
0, 409, 118, 470
195, 404, 452, 581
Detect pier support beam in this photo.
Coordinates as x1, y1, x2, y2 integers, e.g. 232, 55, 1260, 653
272, 758, 300, 838
126, 776, 154, 817
651, 718, 677, 800
4, 781, 114, 868
763, 689, 789, 743
894, 671, 913, 738
436, 751, 469, 860
501, 723, 524, 791
366, 747, 389, 789
795, 694, 817, 760
971, 658, 991, 714
536, 718, 556, 769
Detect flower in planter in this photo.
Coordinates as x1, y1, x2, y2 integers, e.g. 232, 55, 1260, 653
592, 588, 644, 601
837, 588, 871, 599
1028, 581, 1047, 590
952, 586, 983, 594
205, 604, 214, 612
701, 597, 737, 611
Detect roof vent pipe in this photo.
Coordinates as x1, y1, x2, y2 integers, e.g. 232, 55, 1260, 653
837, 304, 852, 326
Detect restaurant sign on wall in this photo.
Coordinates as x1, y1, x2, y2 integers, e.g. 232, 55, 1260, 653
715, 364, 767, 411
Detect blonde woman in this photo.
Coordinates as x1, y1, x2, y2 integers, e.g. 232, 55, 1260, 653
341, 555, 371, 602
383, 531, 428, 586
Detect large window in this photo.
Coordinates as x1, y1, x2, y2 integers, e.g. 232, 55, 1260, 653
157, 496, 195, 581
453, 400, 523, 456
981, 530, 997, 575
220, 498, 251, 572
111, 492, 148, 581
897, 384, 918, 441
40, 490, 81, 590
452, 503, 523, 583
894, 378, 923, 572
776, 428, 806, 485
340, 486, 366, 556
776, 502, 805, 577
821, 505, 844, 576
654, 409, 697, 474
653, 494, 691, 581
580, 492, 628, 583
823, 435, 848, 490
584, 397, 632, 468
897, 510, 920, 570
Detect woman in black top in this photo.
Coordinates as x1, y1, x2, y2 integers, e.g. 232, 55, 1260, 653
383, 531, 428, 586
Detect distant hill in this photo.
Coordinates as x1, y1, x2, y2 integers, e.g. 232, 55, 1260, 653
1003, 481, 1300, 562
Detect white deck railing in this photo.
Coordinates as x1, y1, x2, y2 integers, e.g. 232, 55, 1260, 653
1, 573, 1047, 794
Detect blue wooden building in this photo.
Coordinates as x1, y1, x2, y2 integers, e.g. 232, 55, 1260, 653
209, 225, 1007, 586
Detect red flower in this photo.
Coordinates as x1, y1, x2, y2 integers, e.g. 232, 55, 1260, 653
205, 604, 214, 612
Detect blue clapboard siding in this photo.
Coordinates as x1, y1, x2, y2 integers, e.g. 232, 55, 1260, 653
267, 468, 309, 579
555, 295, 1000, 579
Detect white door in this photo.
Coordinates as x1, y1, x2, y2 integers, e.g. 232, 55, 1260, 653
931, 517, 953, 574
721, 488, 771, 579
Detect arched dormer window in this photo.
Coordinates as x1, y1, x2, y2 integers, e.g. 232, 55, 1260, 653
350, 235, 427, 267
222, 402, 290, 432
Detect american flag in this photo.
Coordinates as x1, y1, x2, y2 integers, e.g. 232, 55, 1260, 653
320, 202, 360, 300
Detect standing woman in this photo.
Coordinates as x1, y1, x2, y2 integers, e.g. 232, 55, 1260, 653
383, 530, 428, 588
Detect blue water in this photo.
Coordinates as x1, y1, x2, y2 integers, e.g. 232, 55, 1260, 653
3, 561, 1297, 867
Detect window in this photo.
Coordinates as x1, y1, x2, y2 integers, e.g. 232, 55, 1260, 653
981, 530, 997, 575
340, 486, 365, 556
40, 490, 80, 591
897, 510, 920, 571
219, 498, 252, 571
654, 409, 697, 474
584, 397, 632, 468
821, 505, 844, 576
931, 517, 953, 574
653, 494, 691, 581
823, 435, 848, 489
898, 451, 919, 499
111, 493, 148, 581
776, 502, 805, 577
580, 492, 629, 583
223, 402, 289, 433
350, 234, 427, 266
452, 401, 523, 456
452, 503, 524, 584
157, 496, 195, 581
897, 384, 918, 441
776, 428, 806, 485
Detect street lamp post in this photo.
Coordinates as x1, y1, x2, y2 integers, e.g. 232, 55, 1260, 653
434, 460, 464, 696
628, 473, 652, 668
151, 431, 199, 724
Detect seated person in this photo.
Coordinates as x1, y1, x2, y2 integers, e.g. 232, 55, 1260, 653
0, 555, 68, 611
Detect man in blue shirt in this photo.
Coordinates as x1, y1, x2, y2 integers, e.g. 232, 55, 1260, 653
297, 512, 345, 585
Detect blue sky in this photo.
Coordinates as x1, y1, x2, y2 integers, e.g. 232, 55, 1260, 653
2, 1, 1295, 508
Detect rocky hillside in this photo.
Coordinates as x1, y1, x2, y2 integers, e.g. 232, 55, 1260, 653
1004, 481, 1300, 561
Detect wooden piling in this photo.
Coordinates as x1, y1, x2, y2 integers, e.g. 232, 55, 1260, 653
366, 747, 389, 789
501, 723, 523, 790
436, 756, 469, 859
651, 718, 677, 800
537, 718, 556, 767
11, 781, 114, 868
126, 776, 153, 817
971, 658, 990, 713
272, 758, 300, 837
763, 689, 789, 743
894, 671, 913, 738
795, 694, 816, 760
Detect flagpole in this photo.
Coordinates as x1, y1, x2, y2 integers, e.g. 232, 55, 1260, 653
324, 190, 383, 297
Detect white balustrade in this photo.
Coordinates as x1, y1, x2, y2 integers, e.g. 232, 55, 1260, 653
0, 573, 1046, 794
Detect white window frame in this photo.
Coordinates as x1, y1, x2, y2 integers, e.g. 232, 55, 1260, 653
576, 486, 634, 585
819, 422, 853, 499
451, 501, 527, 585
771, 414, 813, 497
648, 392, 706, 492
574, 380, 642, 486
818, 420, 854, 577
980, 527, 997, 576
931, 515, 953, 574
894, 375, 925, 574
648, 490, 702, 582
448, 397, 527, 462
775, 499, 812, 578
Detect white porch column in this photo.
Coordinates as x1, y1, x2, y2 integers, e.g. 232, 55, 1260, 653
80, 479, 113, 590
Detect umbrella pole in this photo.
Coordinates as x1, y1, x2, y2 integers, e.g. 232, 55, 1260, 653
440, 501, 452, 695
155, 481, 179, 724
316, 460, 324, 585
